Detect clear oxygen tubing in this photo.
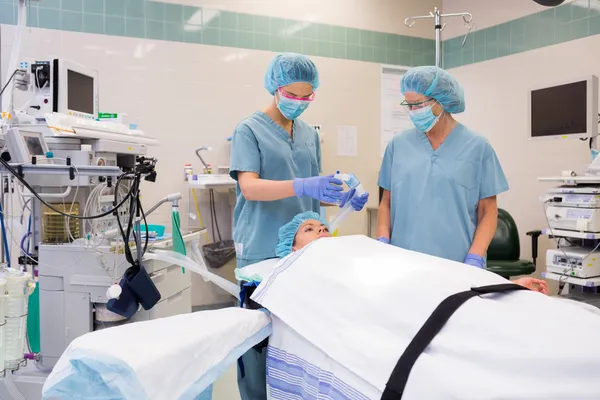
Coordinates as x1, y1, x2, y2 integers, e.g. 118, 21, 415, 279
190, 239, 210, 282
2, 373, 27, 400
144, 249, 240, 299
329, 172, 366, 234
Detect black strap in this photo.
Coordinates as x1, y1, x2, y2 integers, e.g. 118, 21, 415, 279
382, 283, 529, 400
238, 282, 269, 379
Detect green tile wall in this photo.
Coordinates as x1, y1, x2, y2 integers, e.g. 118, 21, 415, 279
5, 1, 595, 68
0, 0, 435, 67
443, 1, 600, 68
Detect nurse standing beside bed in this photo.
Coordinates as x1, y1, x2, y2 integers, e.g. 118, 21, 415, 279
229, 52, 369, 400
376, 66, 545, 292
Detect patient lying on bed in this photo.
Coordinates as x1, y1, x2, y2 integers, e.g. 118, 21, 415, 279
253, 212, 600, 399
276, 211, 549, 294
44, 211, 600, 400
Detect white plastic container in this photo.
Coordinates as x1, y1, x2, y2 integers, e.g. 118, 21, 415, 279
2, 269, 34, 370
184, 164, 194, 181
0, 277, 7, 376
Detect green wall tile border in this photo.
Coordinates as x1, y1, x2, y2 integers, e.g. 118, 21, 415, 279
3, 1, 598, 69
0, 0, 435, 67
443, 2, 600, 69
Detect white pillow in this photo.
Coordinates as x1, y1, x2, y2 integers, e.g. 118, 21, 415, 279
235, 258, 280, 283
42, 308, 271, 400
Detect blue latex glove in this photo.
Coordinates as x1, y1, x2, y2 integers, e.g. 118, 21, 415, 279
293, 174, 343, 203
377, 237, 390, 244
464, 254, 485, 269
339, 188, 370, 211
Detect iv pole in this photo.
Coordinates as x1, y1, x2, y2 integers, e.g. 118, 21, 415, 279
404, 7, 475, 68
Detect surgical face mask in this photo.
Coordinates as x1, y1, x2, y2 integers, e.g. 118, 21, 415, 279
276, 94, 310, 120
408, 103, 442, 133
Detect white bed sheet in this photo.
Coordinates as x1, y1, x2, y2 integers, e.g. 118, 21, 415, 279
253, 235, 600, 399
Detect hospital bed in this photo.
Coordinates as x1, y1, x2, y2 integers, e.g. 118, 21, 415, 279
42, 235, 600, 399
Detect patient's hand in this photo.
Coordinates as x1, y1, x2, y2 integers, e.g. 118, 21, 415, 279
512, 277, 549, 295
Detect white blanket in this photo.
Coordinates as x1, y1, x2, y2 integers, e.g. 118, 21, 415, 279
253, 235, 600, 399
42, 308, 272, 400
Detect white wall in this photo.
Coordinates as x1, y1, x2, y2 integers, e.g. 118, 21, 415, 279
0, 0, 443, 234
0, 12, 413, 245
441, 0, 581, 38
439, 0, 600, 292
164, 0, 442, 37
447, 34, 598, 291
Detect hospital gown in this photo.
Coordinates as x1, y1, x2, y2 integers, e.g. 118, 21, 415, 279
378, 124, 509, 262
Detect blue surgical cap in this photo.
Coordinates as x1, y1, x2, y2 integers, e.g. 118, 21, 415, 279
264, 53, 320, 95
400, 66, 465, 114
276, 211, 327, 258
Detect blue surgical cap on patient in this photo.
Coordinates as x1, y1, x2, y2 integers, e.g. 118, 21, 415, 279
264, 53, 320, 95
276, 211, 327, 258
400, 66, 466, 114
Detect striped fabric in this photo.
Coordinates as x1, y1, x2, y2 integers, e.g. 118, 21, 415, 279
254, 241, 316, 304
266, 346, 369, 400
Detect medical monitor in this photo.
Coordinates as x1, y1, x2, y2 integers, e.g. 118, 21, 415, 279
5, 128, 50, 164
529, 75, 598, 140
52, 59, 99, 120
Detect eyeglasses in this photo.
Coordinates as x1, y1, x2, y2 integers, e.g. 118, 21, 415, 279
400, 98, 435, 111
278, 87, 316, 102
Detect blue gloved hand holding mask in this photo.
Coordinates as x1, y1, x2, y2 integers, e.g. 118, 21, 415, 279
464, 254, 485, 269
293, 175, 343, 203
340, 188, 369, 211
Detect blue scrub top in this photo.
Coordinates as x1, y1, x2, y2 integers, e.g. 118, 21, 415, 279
378, 123, 509, 263
230, 111, 321, 262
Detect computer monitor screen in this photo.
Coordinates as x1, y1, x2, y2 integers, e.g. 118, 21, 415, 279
67, 69, 95, 115
530, 80, 587, 138
25, 136, 45, 156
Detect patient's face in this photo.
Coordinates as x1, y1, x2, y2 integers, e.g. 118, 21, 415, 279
293, 220, 331, 252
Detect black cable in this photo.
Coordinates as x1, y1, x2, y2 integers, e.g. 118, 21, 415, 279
129, 178, 139, 262
209, 189, 216, 242
115, 184, 132, 264
210, 189, 222, 242
138, 196, 149, 257
0, 69, 21, 98
0, 153, 153, 270
125, 176, 149, 264
115, 173, 136, 265
214, 192, 222, 242
0, 157, 135, 220
124, 176, 141, 266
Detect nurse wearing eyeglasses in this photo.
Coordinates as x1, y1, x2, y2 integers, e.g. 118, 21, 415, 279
377, 66, 509, 269
229, 52, 369, 400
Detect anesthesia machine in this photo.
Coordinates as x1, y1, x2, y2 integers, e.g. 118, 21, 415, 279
535, 75, 600, 305
0, 3, 201, 398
